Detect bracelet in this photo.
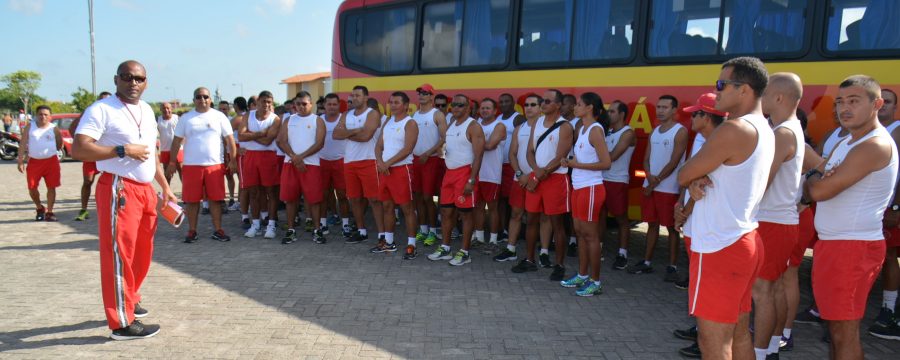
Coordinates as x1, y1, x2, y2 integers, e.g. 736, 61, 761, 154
804, 168, 823, 180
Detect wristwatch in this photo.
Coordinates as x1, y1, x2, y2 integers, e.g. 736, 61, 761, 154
891, 204, 900, 212
467, 178, 475, 185
115, 145, 126, 158
804, 168, 822, 180
515, 170, 523, 177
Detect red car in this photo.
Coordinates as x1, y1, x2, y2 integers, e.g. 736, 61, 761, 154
50, 113, 81, 160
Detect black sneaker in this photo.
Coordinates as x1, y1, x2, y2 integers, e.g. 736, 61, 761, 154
664, 265, 679, 282
612, 254, 628, 270
282, 229, 297, 244
538, 253, 552, 268
869, 320, 900, 341
794, 307, 822, 324
342, 225, 356, 238
110, 320, 160, 340
211, 230, 231, 242
673, 325, 697, 341
566, 242, 578, 257
313, 230, 327, 244
241, 218, 252, 230
779, 336, 793, 351
370, 239, 391, 253
675, 278, 689, 290
403, 245, 417, 260
549, 264, 565, 281
493, 249, 518, 262
133, 302, 149, 318
627, 261, 654, 274
678, 342, 701, 358
511, 259, 538, 273
35, 208, 45, 221
319, 225, 330, 235
872, 306, 896, 328
345, 231, 368, 244
201, 207, 210, 215
184, 230, 199, 243
765, 353, 780, 360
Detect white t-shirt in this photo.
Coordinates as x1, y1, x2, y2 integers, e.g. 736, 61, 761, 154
75, 96, 158, 183
157, 114, 179, 152
174, 109, 233, 166
320, 113, 345, 161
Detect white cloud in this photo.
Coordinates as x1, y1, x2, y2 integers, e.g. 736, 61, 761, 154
267, 0, 295, 13
9, 0, 44, 15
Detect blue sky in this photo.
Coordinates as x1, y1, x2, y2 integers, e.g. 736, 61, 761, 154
2, 0, 341, 103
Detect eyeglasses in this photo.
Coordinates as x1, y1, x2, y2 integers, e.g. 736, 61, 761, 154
451, 102, 467, 108
418, 91, 432, 96
691, 111, 706, 118
117, 73, 146, 84
524, 103, 539, 108
435, 103, 447, 108
716, 79, 745, 91
194, 94, 210, 100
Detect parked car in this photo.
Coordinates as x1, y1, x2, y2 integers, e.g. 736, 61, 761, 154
51, 113, 81, 160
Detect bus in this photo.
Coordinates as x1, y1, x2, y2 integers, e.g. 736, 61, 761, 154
330, 0, 900, 218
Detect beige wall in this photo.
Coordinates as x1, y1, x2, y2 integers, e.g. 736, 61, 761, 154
285, 79, 328, 101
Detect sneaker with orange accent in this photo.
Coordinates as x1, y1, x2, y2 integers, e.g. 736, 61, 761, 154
403, 245, 417, 260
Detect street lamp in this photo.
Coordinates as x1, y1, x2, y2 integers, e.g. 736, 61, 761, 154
232, 83, 243, 97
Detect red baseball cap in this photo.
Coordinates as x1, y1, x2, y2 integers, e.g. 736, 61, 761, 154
416, 84, 435, 94
682, 93, 727, 117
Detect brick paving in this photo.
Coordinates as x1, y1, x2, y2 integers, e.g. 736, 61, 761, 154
0, 161, 898, 359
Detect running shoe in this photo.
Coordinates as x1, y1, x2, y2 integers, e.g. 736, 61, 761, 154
304, 219, 314, 232
612, 254, 628, 270
241, 218, 252, 230
779, 336, 793, 351
627, 261, 654, 274
794, 307, 822, 324
427, 247, 453, 261
415, 232, 427, 243
538, 253, 552, 268
675, 278, 689, 290
327, 214, 339, 226
872, 307, 897, 328
664, 265, 679, 282
313, 229, 327, 244
319, 225, 330, 235
369, 239, 390, 253
227, 200, 240, 212
566, 242, 578, 257
575, 281, 602, 297
549, 264, 565, 281
184, 230, 199, 243
35, 207, 45, 221
282, 229, 297, 244
511, 259, 538, 273
560, 275, 589, 288
673, 325, 698, 341
244, 224, 260, 238
75, 209, 90, 221
44, 212, 58, 222
110, 320, 160, 341
678, 342, 701, 358
342, 224, 356, 238
264, 224, 277, 239
211, 230, 231, 242
868, 321, 900, 341
133, 302, 149, 318
345, 231, 368, 244
424, 232, 438, 246
200, 207, 210, 215
403, 245, 417, 260
493, 249, 517, 262
449, 251, 471, 266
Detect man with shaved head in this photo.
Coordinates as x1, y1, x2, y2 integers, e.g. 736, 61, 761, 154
73, 60, 178, 340
753, 72, 805, 359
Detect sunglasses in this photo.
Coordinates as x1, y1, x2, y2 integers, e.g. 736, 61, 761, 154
716, 79, 745, 91
691, 111, 706, 118
195, 94, 210, 100
524, 103, 539, 108
418, 91, 432, 96
118, 73, 147, 84
451, 102, 467, 108
435, 103, 447, 108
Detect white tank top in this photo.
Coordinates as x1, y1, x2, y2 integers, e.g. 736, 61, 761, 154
27, 123, 57, 159
320, 113, 345, 161
682, 133, 708, 238
515, 120, 534, 177
821, 128, 849, 158
412, 108, 440, 157
572, 122, 604, 189
381, 115, 414, 166
532, 116, 568, 174
603, 125, 634, 184
284, 114, 320, 165
815, 126, 899, 241
643, 122, 684, 194
479, 119, 504, 184
499, 112, 519, 164
157, 115, 178, 151
886, 120, 900, 135
242, 110, 276, 151
688, 115, 775, 253
344, 108, 376, 162
444, 117, 475, 169
757, 119, 805, 224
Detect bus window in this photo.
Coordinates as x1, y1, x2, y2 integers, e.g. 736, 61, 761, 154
647, 0, 723, 58
825, 0, 900, 52
343, 6, 416, 73
723, 0, 807, 55
519, 0, 572, 64
571, 0, 635, 61
421, 0, 511, 69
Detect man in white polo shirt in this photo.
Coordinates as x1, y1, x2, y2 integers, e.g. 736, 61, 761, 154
166, 87, 237, 244
73, 60, 177, 340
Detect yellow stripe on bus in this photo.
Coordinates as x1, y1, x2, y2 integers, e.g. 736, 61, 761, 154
334, 60, 900, 92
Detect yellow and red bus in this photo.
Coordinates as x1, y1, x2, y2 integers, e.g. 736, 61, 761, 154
330, 0, 900, 218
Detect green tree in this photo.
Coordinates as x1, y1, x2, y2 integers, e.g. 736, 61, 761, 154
71, 87, 95, 112
1, 70, 42, 114
33, 100, 76, 114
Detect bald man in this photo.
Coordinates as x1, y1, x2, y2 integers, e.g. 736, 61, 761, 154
753, 73, 806, 359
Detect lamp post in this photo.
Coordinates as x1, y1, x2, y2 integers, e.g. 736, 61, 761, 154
87, 0, 96, 96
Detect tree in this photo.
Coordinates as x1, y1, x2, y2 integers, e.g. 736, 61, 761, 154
33, 100, 76, 114
1, 71, 42, 114
71, 87, 95, 112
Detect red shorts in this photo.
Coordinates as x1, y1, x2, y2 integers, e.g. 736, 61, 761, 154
378, 164, 414, 205
572, 184, 606, 222
159, 150, 184, 165
320, 159, 346, 191
790, 207, 817, 266
440, 166, 477, 209
344, 160, 379, 199
412, 155, 444, 196
279, 163, 324, 204
603, 181, 629, 217
641, 191, 678, 227
26, 157, 61, 189
477, 182, 500, 203
689, 230, 762, 324
812, 240, 885, 320
500, 164, 514, 197
182, 164, 226, 202
509, 179, 527, 209
82, 161, 99, 178
525, 173, 571, 215
757, 222, 798, 281
240, 150, 279, 188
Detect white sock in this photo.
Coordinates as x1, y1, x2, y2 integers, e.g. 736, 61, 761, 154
261, 211, 269, 219
884, 290, 898, 310
592, 279, 601, 286
241, 214, 249, 220
385, 233, 394, 244
618, 248, 627, 257
202, 200, 209, 208
767, 336, 780, 354
754, 348, 767, 360
643, 260, 652, 266
342, 218, 349, 226
320, 218, 327, 227
268, 220, 276, 227
252, 219, 260, 227
408, 237, 416, 247
359, 228, 368, 236
394, 209, 399, 217
783, 328, 792, 338
460, 249, 468, 255
489, 233, 498, 243
441, 244, 450, 251
431, 227, 440, 234
577, 274, 588, 279
569, 236, 576, 245
420, 225, 428, 233
540, 248, 549, 255
506, 244, 515, 252
306, 217, 312, 223
475, 230, 485, 242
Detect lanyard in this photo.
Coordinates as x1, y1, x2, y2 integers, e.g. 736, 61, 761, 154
118, 96, 143, 139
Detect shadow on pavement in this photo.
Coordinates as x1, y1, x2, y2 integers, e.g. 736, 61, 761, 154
0, 320, 109, 352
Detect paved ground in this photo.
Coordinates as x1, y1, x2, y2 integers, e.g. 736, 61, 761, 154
0, 161, 898, 359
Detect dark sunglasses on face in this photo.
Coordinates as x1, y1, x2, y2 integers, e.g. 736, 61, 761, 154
716, 79, 745, 91
435, 103, 447, 108
451, 102, 467, 108
118, 73, 147, 84
195, 94, 210, 100
418, 91, 432, 96
524, 103, 539, 107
